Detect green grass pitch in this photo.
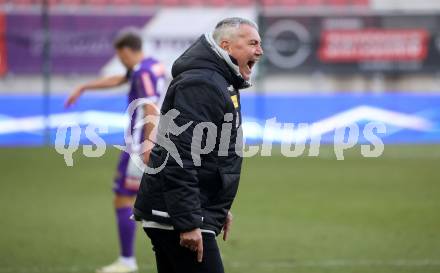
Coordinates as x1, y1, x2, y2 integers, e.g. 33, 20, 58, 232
0, 145, 439, 273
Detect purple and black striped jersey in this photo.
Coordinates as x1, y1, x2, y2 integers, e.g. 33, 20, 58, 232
126, 57, 166, 106
125, 57, 166, 153
114, 57, 166, 195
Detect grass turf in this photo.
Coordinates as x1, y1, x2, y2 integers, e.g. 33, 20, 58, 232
0, 145, 439, 273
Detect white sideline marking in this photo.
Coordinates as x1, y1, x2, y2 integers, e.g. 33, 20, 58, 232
1, 260, 440, 272
228, 259, 440, 268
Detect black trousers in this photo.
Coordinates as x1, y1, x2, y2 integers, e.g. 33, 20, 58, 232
144, 228, 225, 273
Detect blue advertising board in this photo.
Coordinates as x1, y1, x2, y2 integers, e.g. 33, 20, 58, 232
0, 93, 439, 146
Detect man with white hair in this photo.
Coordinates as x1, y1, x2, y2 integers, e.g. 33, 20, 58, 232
133, 17, 263, 273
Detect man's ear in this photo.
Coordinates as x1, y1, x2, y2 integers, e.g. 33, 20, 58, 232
220, 40, 230, 52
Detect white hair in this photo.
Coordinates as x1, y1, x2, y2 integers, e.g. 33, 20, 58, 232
212, 17, 258, 45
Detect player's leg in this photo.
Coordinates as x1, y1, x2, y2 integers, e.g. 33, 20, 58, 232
96, 152, 140, 273
114, 194, 137, 266
96, 194, 138, 273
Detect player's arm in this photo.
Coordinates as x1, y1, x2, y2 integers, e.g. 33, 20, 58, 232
133, 70, 163, 164
142, 103, 159, 164
65, 75, 128, 108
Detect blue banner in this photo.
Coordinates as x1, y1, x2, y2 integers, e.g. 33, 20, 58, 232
1, 93, 439, 146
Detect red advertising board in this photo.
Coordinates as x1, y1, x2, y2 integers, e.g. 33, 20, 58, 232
319, 29, 429, 62
262, 14, 440, 73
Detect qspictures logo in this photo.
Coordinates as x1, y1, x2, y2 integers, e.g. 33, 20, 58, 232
54, 99, 389, 174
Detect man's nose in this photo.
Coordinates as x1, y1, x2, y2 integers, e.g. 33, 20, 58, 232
256, 45, 263, 56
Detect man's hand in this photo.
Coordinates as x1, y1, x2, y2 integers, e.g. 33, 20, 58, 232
223, 211, 233, 241
180, 228, 203, 262
65, 86, 84, 108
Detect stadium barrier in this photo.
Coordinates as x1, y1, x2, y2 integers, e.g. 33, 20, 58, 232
0, 93, 439, 146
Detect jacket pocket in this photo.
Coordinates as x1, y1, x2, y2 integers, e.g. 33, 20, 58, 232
218, 169, 240, 199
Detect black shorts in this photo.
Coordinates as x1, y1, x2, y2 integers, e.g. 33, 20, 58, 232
144, 228, 224, 273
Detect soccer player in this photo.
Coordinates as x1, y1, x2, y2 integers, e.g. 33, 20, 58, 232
65, 29, 166, 273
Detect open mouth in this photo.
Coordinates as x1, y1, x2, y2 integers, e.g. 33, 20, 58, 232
247, 60, 256, 71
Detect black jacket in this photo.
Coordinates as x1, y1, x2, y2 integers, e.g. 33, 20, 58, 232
133, 35, 249, 235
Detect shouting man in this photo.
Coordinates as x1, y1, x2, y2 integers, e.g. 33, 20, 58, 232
134, 17, 263, 273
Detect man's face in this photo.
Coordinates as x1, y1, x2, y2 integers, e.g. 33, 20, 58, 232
222, 24, 263, 81
116, 47, 136, 69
